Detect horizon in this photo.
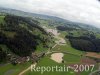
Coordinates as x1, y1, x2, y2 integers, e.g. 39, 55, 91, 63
0, 0, 100, 28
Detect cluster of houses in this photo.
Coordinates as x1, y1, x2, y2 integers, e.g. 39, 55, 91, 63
9, 52, 46, 65
10, 56, 30, 64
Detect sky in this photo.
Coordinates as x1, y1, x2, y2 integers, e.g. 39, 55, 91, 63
0, 0, 100, 27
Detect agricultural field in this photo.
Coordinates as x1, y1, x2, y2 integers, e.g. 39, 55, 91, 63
24, 52, 98, 75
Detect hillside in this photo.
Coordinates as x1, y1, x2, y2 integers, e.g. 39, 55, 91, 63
57, 25, 100, 52
0, 15, 53, 62
35, 17, 100, 52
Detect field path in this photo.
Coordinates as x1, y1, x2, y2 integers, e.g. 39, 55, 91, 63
18, 63, 37, 75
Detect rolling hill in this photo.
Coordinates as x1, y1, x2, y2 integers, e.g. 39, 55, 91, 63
0, 15, 53, 63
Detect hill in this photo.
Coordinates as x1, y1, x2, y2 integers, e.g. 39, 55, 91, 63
57, 25, 100, 52
0, 15, 53, 62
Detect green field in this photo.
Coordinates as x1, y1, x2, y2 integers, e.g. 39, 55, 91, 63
52, 45, 85, 56
63, 54, 81, 63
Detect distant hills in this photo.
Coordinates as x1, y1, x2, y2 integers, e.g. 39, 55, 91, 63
0, 7, 66, 21
0, 7, 100, 32
0, 7, 99, 29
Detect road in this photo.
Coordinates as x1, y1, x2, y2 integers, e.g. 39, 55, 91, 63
18, 63, 37, 75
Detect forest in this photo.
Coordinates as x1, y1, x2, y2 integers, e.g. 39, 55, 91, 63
57, 25, 100, 52
0, 15, 53, 63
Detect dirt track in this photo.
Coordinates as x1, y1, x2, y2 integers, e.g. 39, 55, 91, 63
18, 63, 37, 75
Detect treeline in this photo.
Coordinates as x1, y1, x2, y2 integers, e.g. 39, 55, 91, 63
66, 36, 100, 52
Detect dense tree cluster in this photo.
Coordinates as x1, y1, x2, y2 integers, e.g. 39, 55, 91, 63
57, 26, 78, 31
0, 47, 6, 63
66, 36, 100, 52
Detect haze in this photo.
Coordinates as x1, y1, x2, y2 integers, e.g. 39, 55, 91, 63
0, 0, 100, 27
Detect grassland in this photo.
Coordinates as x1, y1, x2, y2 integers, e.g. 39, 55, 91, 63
52, 45, 84, 56
63, 54, 81, 63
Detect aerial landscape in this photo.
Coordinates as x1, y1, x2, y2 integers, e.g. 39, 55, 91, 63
0, 0, 100, 75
